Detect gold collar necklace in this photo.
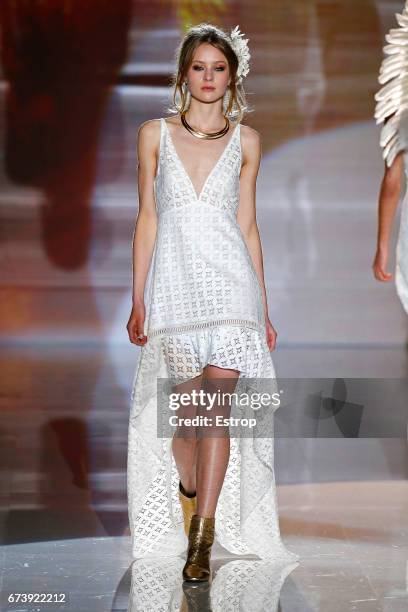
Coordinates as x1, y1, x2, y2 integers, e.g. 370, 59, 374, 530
180, 111, 230, 140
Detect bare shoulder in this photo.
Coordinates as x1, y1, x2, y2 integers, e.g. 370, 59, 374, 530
137, 118, 161, 142
239, 123, 261, 165
239, 123, 261, 145
136, 119, 162, 172
136, 119, 162, 168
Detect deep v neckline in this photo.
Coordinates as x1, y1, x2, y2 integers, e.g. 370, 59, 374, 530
163, 118, 239, 202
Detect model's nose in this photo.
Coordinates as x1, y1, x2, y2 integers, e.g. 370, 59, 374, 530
204, 69, 214, 81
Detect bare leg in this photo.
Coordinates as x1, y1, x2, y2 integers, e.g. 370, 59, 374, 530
196, 364, 240, 518
171, 372, 203, 494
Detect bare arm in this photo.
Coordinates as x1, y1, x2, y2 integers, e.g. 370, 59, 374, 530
127, 119, 159, 345
237, 125, 276, 351
373, 151, 404, 282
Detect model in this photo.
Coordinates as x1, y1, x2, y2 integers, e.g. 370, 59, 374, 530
373, 1, 408, 314
126, 22, 300, 582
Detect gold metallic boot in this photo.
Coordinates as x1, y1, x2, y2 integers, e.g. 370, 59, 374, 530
182, 514, 215, 582
178, 481, 197, 536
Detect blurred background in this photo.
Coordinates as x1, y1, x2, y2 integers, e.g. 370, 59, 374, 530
0, 1, 407, 610
1, 0, 407, 351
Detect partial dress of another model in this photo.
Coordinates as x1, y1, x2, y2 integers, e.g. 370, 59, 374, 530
127, 117, 300, 565
375, 0, 408, 314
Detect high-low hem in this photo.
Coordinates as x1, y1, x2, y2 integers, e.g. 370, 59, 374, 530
127, 324, 300, 564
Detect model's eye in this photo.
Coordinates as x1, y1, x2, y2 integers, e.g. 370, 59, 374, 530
191, 65, 226, 71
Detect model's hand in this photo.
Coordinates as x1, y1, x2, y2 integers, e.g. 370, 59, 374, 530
127, 303, 148, 346
265, 315, 277, 351
372, 247, 393, 282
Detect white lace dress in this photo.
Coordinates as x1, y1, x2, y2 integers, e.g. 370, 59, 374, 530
127, 117, 300, 565
395, 151, 408, 314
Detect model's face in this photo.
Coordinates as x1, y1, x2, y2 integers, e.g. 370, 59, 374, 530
185, 43, 230, 102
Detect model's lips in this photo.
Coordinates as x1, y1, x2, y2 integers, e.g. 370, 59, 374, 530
201, 86, 215, 91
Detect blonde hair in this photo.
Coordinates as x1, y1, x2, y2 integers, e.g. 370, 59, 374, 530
166, 23, 252, 123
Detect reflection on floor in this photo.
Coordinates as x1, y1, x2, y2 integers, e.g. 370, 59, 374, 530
1, 481, 407, 611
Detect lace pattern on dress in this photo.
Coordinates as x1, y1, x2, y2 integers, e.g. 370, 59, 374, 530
127, 116, 301, 565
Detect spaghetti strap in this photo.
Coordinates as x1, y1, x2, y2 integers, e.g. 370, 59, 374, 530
154, 118, 165, 180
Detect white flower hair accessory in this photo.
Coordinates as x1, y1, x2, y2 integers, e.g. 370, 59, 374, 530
228, 25, 250, 83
